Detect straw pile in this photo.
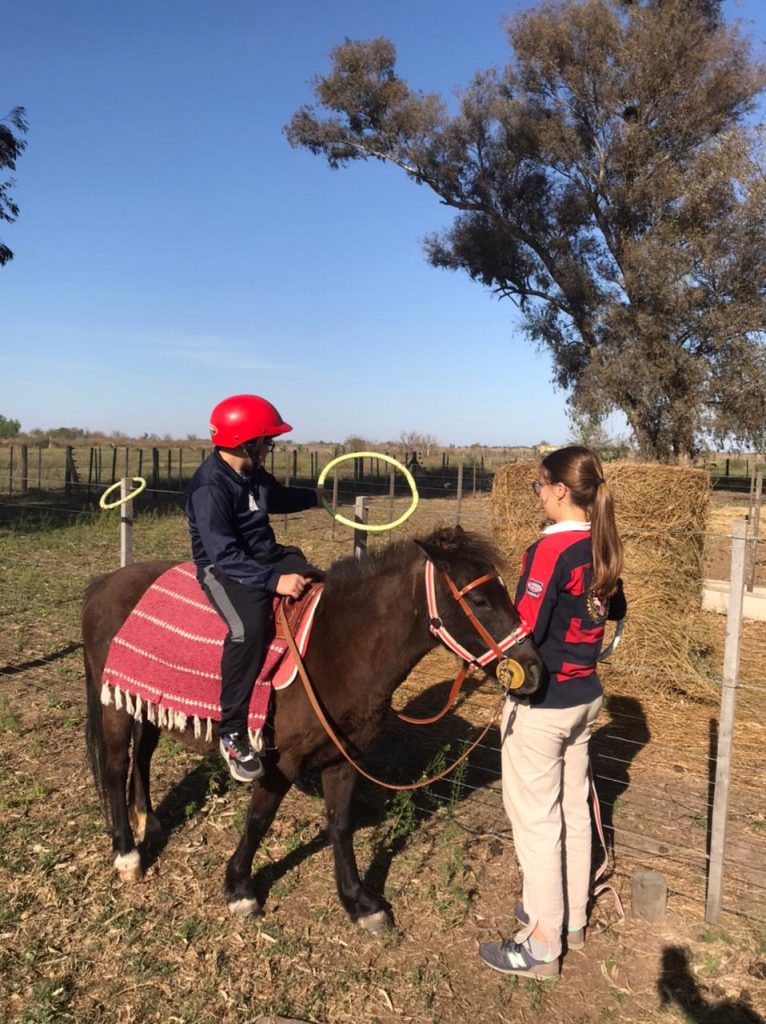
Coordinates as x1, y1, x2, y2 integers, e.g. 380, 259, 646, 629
491, 462, 713, 697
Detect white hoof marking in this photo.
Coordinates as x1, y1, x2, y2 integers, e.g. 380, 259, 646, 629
227, 897, 260, 918
357, 910, 391, 934
114, 849, 142, 883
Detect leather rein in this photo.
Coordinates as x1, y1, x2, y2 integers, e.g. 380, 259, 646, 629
276, 560, 531, 792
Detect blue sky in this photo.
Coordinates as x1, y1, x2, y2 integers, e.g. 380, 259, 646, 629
2, 0, 764, 445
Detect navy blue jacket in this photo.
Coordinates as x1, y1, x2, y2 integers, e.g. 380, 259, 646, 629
184, 451, 318, 592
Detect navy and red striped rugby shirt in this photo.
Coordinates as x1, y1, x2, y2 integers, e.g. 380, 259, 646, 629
515, 521, 624, 709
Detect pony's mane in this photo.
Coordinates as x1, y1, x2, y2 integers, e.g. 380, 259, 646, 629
322, 527, 506, 596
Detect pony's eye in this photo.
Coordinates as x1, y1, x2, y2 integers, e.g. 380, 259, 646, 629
468, 592, 491, 610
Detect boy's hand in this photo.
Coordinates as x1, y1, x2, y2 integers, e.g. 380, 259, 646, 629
276, 573, 310, 599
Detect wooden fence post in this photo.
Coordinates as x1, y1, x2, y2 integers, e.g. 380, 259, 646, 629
110, 446, 118, 484
455, 461, 464, 525
705, 518, 746, 924
388, 466, 396, 522
20, 444, 28, 495
120, 477, 135, 567
8, 446, 13, 496
748, 470, 762, 593
354, 496, 368, 559
37, 444, 43, 490
332, 469, 339, 538
65, 446, 75, 497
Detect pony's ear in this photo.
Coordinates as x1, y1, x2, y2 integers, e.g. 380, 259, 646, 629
414, 526, 464, 571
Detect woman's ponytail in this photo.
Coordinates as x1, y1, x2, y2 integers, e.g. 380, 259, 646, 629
540, 446, 624, 600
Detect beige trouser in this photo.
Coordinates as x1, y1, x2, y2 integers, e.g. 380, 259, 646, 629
500, 694, 602, 956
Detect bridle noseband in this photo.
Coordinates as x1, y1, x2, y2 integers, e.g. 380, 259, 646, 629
394, 560, 532, 725
424, 559, 531, 670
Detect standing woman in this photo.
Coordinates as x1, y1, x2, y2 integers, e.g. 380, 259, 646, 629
479, 446, 626, 979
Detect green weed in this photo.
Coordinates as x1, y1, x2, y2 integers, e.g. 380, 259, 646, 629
0, 698, 23, 734
18, 977, 76, 1024
696, 952, 721, 976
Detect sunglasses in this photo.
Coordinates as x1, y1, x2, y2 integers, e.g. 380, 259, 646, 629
244, 438, 275, 455
531, 479, 546, 496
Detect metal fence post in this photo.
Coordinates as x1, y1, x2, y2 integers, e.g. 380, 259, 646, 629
705, 517, 746, 923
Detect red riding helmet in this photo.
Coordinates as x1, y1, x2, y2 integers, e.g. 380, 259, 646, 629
209, 395, 292, 448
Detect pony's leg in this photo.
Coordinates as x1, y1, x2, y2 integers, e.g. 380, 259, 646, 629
225, 767, 293, 917
127, 718, 162, 844
321, 760, 392, 934
102, 706, 142, 882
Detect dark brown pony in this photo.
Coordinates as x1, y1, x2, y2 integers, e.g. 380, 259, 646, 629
83, 526, 543, 932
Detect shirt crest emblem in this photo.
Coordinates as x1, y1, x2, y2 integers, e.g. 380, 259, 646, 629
526, 578, 543, 597
586, 589, 607, 624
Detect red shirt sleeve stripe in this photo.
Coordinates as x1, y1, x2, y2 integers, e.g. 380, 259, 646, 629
564, 618, 605, 644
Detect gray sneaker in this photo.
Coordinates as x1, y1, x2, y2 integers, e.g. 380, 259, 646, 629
514, 903, 585, 951
479, 938, 559, 979
219, 731, 265, 783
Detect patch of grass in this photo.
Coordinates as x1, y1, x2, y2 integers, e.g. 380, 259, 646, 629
259, 922, 302, 956
523, 976, 556, 1008
283, 816, 312, 852
18, 977, 76, 1024
381, 788, 418, 850
0, 891, 34, 929
157, 732, 186, 756
697, 952, 721, 976
0, 698, 23, 734
699, 925, 734, 945
0, 778, 50, 810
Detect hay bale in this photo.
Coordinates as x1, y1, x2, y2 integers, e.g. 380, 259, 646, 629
491, 462, 712, 695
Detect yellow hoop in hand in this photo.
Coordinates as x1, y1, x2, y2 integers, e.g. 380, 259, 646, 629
99, 477, 147, 510
317, 452, 419, 532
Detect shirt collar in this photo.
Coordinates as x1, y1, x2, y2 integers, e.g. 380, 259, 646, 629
542, 520, 591, 535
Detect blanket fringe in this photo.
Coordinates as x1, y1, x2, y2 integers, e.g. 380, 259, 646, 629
98, 681, 234, 748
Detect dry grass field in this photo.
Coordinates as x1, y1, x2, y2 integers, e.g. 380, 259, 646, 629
1, 493, 764, 1024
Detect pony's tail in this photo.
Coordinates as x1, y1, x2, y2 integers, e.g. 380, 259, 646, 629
84, 651, 108, 820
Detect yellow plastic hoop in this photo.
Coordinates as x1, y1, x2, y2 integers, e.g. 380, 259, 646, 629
317, 452, 419, 532
99, 477, 147, 510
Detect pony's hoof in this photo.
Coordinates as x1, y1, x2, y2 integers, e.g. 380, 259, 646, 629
114, 850, 142, 883
357, 910, 391, 934
227, 897, 262, 919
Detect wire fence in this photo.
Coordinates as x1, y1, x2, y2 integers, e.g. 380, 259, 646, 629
1, 459, 764, 932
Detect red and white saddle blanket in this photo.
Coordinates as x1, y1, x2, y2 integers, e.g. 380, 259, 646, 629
100, 563, 324, 749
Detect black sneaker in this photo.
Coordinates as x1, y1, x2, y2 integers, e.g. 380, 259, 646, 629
219, 731, 265, 782
479, 938, 559, 978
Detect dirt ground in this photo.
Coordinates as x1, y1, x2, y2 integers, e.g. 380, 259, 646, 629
0, 495, 765, 1024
